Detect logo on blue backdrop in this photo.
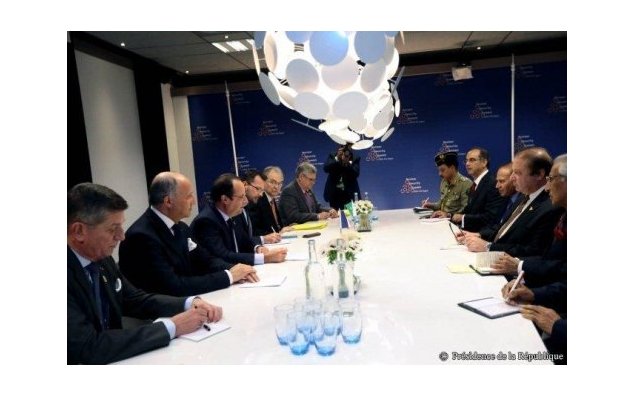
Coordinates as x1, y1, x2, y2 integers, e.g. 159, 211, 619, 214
517, 65, 542, 79
434, 73, 465, 86
547, 96, 567, 114
366, 146, 394, 161
191, 125, 215, 142
515, 135, 535, 153
297, 151, 323, 167
400, 178, 426, 194
437, 141, 460, 155
396, 108, 425, 125
470, 102, 500, 119
237, 156, 255, 175
230, 92, 250, 105
258, 120, 284, 136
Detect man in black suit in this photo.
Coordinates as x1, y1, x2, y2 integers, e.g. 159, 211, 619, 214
119, 172, 258, 297
503, 276, 567, 365
249, 166, 293, 235
68, 183, 222, 364
463, 147, 563, 257
323, 143, 361, 210
191, 173, 287, 266
489, 154, 567, 283
450, 147, 505, 232
279, 162, 338, 225
240, 170, 282, 244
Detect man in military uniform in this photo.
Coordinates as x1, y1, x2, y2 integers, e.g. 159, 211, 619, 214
422, 151, 472, 218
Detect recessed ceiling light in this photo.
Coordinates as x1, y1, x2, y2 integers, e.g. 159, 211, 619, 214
476, 46, 481, 50
120, 42, 126, 47
212, 42, 229, 53
185, 70, 189, 74
225, 35, 229, 39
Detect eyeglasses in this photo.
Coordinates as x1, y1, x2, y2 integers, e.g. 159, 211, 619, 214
267, 179, 283, 187
301, 174, 316, 182
247, 183, 264, 193
464, 158, 481, 163
545, 174, 565, 183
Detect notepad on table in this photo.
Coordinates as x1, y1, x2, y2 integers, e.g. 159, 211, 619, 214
470, 251, 505, 274
284, 253, 308, 261
420, 218, 448, 223
263, 241, 292, 247
458, 297, 520, 319
447, 264, 475, 274
237, 274, 287, 288
291, 220, 328, 231
180, 320, 231, 342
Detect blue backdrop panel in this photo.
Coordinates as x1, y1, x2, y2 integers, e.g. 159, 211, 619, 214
515, 61, 567, 157
188, 93, 236, 206
187, 61, 566, 211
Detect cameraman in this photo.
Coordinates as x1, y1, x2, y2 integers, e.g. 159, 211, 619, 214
323, 143, 361, 210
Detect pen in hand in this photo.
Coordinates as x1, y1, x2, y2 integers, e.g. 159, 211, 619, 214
505, 271, 525, 303
203, 323, 211, 331
422, 197, 429, 207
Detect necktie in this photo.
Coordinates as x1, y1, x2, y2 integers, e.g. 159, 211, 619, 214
227, 219, 239, 253
86, 262, 109, 330
469, 183, 476, 194
304, 190, 316, 212
553, 214, 567, 241
494, 195, 529, 242
270, 200, 280, 229
499, 198, 516, 224
171, 224, 187, 254
243, 212, 253, 237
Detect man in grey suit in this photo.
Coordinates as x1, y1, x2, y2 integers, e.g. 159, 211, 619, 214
279, 162, 338, 225
67, 183, 222, 364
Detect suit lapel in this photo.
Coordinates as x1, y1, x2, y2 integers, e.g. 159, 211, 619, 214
67, 247, 103, 327
96, 258, 122, 324
147, 209, 187, 260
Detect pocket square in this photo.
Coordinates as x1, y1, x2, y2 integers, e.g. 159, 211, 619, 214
187, 238, 198, 252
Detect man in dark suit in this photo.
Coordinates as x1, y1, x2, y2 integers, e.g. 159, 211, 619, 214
489, 154, 567, 284
191, 173, 287, 266
249, 166, 293, 235
119, 172, 258, 297
464, 147, 563, 257
450, 147, 505, 232
240, 170, 281, 244
323, 144, 361, 210
503, 274, 567, 365
279, 162, 338, 225
68, 183, 222, 364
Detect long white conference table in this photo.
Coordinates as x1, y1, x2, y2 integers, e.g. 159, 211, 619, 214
117, 209, 550, 364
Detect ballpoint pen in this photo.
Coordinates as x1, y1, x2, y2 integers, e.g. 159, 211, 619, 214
203, 323, 211, 331
505, 271, 525, 303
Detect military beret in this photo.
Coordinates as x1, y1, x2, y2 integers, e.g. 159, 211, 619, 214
434, 151, 458, 167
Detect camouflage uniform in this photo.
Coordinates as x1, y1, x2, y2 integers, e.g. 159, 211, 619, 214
430, 173, 473, 214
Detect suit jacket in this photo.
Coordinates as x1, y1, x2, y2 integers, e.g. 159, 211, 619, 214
488, 190, 564, 257
118, 208, 230, 297
191, 205, 257, 265
323, 153, 361, 204
248, 193, 284, 235
279, 180, 330, 225
461, 171, 505, 232
233, 209, 262, 248
67, 246, 185, 364
533, 278, 567, 365
522, 220, 567, 288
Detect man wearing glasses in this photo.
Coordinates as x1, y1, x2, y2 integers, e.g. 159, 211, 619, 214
192, 173, 287, 266
279, 162, 338, 225
239, 170, 282, 244
248, 166, 294, 235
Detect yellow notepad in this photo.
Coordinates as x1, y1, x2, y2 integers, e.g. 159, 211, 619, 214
291, 220, 328, 231
447, 264, 476, 274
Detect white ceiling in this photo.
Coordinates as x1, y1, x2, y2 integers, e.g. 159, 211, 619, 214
84, 31, 566, 76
